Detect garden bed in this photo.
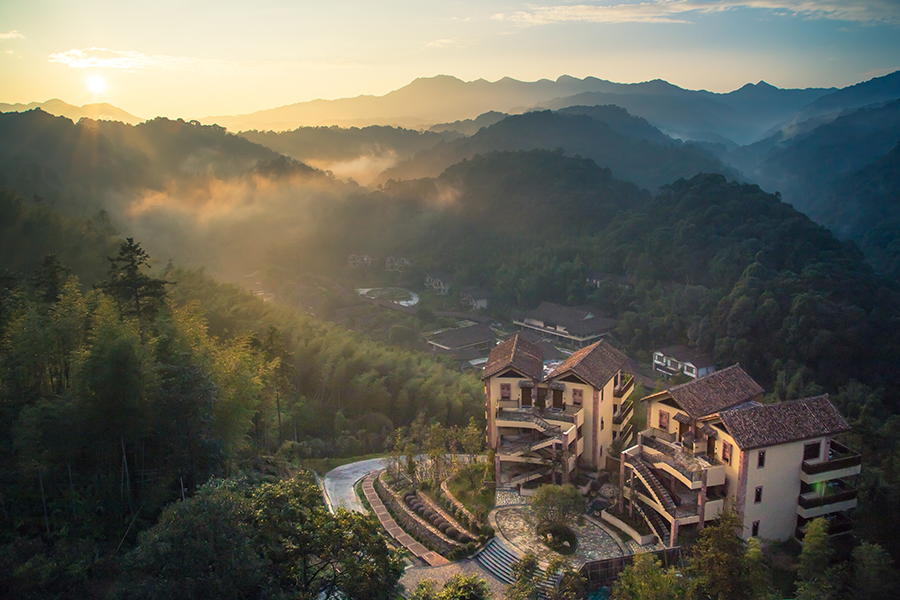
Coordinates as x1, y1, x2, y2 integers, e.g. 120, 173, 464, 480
374, 474, 463, 557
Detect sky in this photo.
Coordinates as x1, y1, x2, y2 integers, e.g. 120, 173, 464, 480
1, 0, 899, 120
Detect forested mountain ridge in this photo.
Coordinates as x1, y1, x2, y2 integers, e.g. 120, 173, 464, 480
0, 108, 285, 214
239, 124, 459, 184
724, 98, 900, 277
198, 73, 835, 141
374, 109, 737, 191
532, 79, 834, 145
0, 98, 143, 125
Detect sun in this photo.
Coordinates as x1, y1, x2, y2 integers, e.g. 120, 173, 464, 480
88, 75, 107, 94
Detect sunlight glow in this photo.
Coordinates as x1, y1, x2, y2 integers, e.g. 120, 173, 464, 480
88, 75, 107, 94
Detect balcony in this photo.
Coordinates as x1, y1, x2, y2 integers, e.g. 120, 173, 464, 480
496, 405, 584, 429
638, 429, 727, 489
796, 512, 853, 540
801, 440, 861, 484
797, 478, 858, 518
614, 374, 635, 398
613, 398, 634, 425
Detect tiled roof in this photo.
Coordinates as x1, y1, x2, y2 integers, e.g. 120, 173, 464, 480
481, 335, 544, 380
656, 345, 715, 368
667, 364, 764, 419
513, 302, 616, 336
428, 324, 497, 350
719, 395, 850, 450
546, 339, 629, 388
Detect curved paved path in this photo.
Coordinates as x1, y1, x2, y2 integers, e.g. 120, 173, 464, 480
322, 457, 387, 513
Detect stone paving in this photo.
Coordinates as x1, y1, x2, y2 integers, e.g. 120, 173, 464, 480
495, 486, 528, 507
361, 472, 449, 567
493, 505, 629, 567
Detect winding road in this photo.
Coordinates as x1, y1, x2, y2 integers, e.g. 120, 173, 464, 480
322, 457, 388, 513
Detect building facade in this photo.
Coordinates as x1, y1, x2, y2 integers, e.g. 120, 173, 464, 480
621, 366, 859, 545
652, 345, 716, 380
483, 336, 635, 488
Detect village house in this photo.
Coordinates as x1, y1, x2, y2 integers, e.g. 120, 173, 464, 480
425, 272, 453, 296
385, 256, 411, 272
461, 287, 491, 310
653, 345, 716, 380
512, 302, 617, 349
621, 365, 859, 545
347, 253, 373, 268
483, 336, 635, 489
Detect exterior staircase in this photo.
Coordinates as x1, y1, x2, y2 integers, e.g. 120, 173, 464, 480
509, 467, 551, 486
633, 500, 671, 546
474, 538, 555, 596
624, 454, 676, 514
505, 434, 560, 457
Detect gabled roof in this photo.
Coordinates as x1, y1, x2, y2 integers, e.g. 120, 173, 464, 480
667, 364, 764, 419
719, 395, 850, 450
481, 335, 543, 380
428, 324, 497, 350
513, 302, 616, 336
462, 287, 491, 300
546, 339, 629, 389
655, 345, 715, 368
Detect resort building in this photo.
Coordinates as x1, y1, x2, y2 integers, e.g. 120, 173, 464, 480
652, 345, 716, 380
512, 302, 617, 349
621, 365, 860, 545
483, 335, 636, 489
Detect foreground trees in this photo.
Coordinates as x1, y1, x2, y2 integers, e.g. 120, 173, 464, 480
118, 473, 402, 600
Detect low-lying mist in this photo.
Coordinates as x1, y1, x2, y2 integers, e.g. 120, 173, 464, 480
107, 164, 363, 285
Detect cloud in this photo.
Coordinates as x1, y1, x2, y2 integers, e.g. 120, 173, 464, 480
0, 30, 24, 40
49, 47, 358, 74
49, 47, 233, 73
425, 38, 461, 48
495, 1, 900, 26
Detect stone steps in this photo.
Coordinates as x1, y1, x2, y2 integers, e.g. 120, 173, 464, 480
474, 538, 555, 595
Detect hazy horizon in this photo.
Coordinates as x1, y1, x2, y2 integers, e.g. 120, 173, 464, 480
2, 0, 899, 120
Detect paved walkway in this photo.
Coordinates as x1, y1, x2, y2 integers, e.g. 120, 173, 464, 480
490, 505, 629, 568
323, 457, 387, 513
362, 472, 449, 567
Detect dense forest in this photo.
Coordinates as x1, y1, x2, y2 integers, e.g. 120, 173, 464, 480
0, 181, 482, 596
4, 85, 900, 594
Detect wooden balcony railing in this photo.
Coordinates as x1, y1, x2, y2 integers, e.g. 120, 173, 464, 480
613, 399, 634, 425
801, 441, 861, 476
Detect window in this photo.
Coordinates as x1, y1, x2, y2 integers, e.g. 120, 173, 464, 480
572, 388, 583, 406
754, 486, 763, 504
757, 450, 766, 469
804, 441, 821, 461
658, 410, 670, 430
723, 441, 732, 465
752, 520, 760, 537
601, 417, 605, 431
500, 383, 511, 399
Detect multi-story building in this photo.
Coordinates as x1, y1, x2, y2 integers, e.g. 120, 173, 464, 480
620, 365, 860, 545
483, 335, 635, 488
512, 302, 617, 349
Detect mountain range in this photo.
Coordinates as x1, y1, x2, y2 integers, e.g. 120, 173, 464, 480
0, 99, 143, 125
198, 74, 837, 145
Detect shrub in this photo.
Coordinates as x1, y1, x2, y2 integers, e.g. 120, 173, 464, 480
537, 523, 578, 555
